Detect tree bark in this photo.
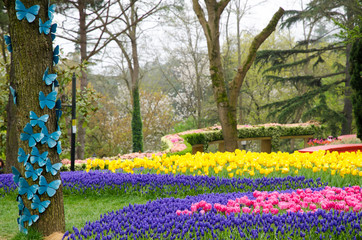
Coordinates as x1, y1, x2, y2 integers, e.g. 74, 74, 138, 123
5, 0, 65, 235
76, 0, 87, 159
192, 0, 284, 152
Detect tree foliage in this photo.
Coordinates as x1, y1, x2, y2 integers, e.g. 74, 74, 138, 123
255, 0, 362, 136
350, 37, 362, 140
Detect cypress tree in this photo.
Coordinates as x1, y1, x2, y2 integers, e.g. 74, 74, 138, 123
132, 87, 143, 152
350, 37, 362, 140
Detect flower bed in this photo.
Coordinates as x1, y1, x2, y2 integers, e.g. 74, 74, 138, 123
179, 186, 362, 216
63, 187, 362, 240
0, 171, 324, 199
85, 150, 362, 186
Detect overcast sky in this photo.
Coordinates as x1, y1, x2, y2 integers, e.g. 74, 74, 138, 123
54, 0, 309, 73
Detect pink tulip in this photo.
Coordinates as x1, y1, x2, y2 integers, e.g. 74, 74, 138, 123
270, 208, 279, 214
242, 207, 251, 213
309, 203, 317, 210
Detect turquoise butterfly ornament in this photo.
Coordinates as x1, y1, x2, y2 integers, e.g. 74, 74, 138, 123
9, 86, 16, 104
41, 126, 61, 148
15, 0, 40, 23
39, 90, 57, 109
25, 162, 43, 181
30, 111, 49, 128
30, 146, 48, 167
17, 195, 25, 214
45, 159, 62, 176
18, 148, 30, 166
19, 177, 39, 200
55, 99, 62, 127
38, 175, 61, 197
31, 195, 50, 214
48, 3, 56, 20
20, 207, 39, 226
57, 141, 62, 155
16, 195, 27, 234
53, 45, 59, 65
17, 217, 28, 234
20, 123, 44, 147
4, 35, 12, 52
51, 23, 57, 41
12, 166, 21, 185
42, 67, 57, 86
39, 19, 52, 35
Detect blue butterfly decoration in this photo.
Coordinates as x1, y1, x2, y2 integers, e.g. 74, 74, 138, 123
20, 123, 44, 148
18, 148, 30, 166
30, 111, 49, 128
30, 146, 48, 167
17, 217, 28, 234
57, 141, 62, 155
18, 177, 39, 200
17, 195, 25, 215
53, 45, 59, 65
38, 175, 61, 197
41, 126, 61, 148
45, 158, 62, 176
55, 99, 62, 124
42, 67, 57, 86
4, 35, 12, 52
39, 90, 57, 110
48, 3, 56, 21
31, 195, 50, 214
51, 78, 59, 92
25, 162, 43, 181
9, 86, 16, 105
12, 166, 21, 185
39, 18, 52, 35
51, 23, 57, 41
20, 206, 39, 227
15, 0, 40, 23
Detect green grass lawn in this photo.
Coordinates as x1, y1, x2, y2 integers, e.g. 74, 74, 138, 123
0, 194, 149, 240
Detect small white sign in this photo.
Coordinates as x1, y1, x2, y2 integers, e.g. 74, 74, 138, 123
72, 126, 77, 133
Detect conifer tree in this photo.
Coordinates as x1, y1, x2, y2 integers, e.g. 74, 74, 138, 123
256, 0, 362, 135
350, 35, 362, 140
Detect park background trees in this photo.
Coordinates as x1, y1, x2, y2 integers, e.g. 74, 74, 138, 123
1, 0, 361, 164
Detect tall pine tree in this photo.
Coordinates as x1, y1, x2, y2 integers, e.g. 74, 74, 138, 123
255, 0, 362, 135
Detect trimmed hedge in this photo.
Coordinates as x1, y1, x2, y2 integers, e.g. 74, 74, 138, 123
182, 124, 325, 152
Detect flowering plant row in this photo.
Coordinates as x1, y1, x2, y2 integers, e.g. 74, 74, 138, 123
307, 137, 337, 146
178, 186, 362, 216
63, 188, 362, 240
0, 171, 325, 199
85, 150, 362, 186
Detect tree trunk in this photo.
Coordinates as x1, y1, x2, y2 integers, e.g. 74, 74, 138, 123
193, 0, 283, 152
4, 93, 18, 174
129, 3, 143, 152
4, 29, 17, 174
5, 0, 65, 235
76, 0, 87, 159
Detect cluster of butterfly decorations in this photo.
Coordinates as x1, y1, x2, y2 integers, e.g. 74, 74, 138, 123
8, 0, 63, 235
